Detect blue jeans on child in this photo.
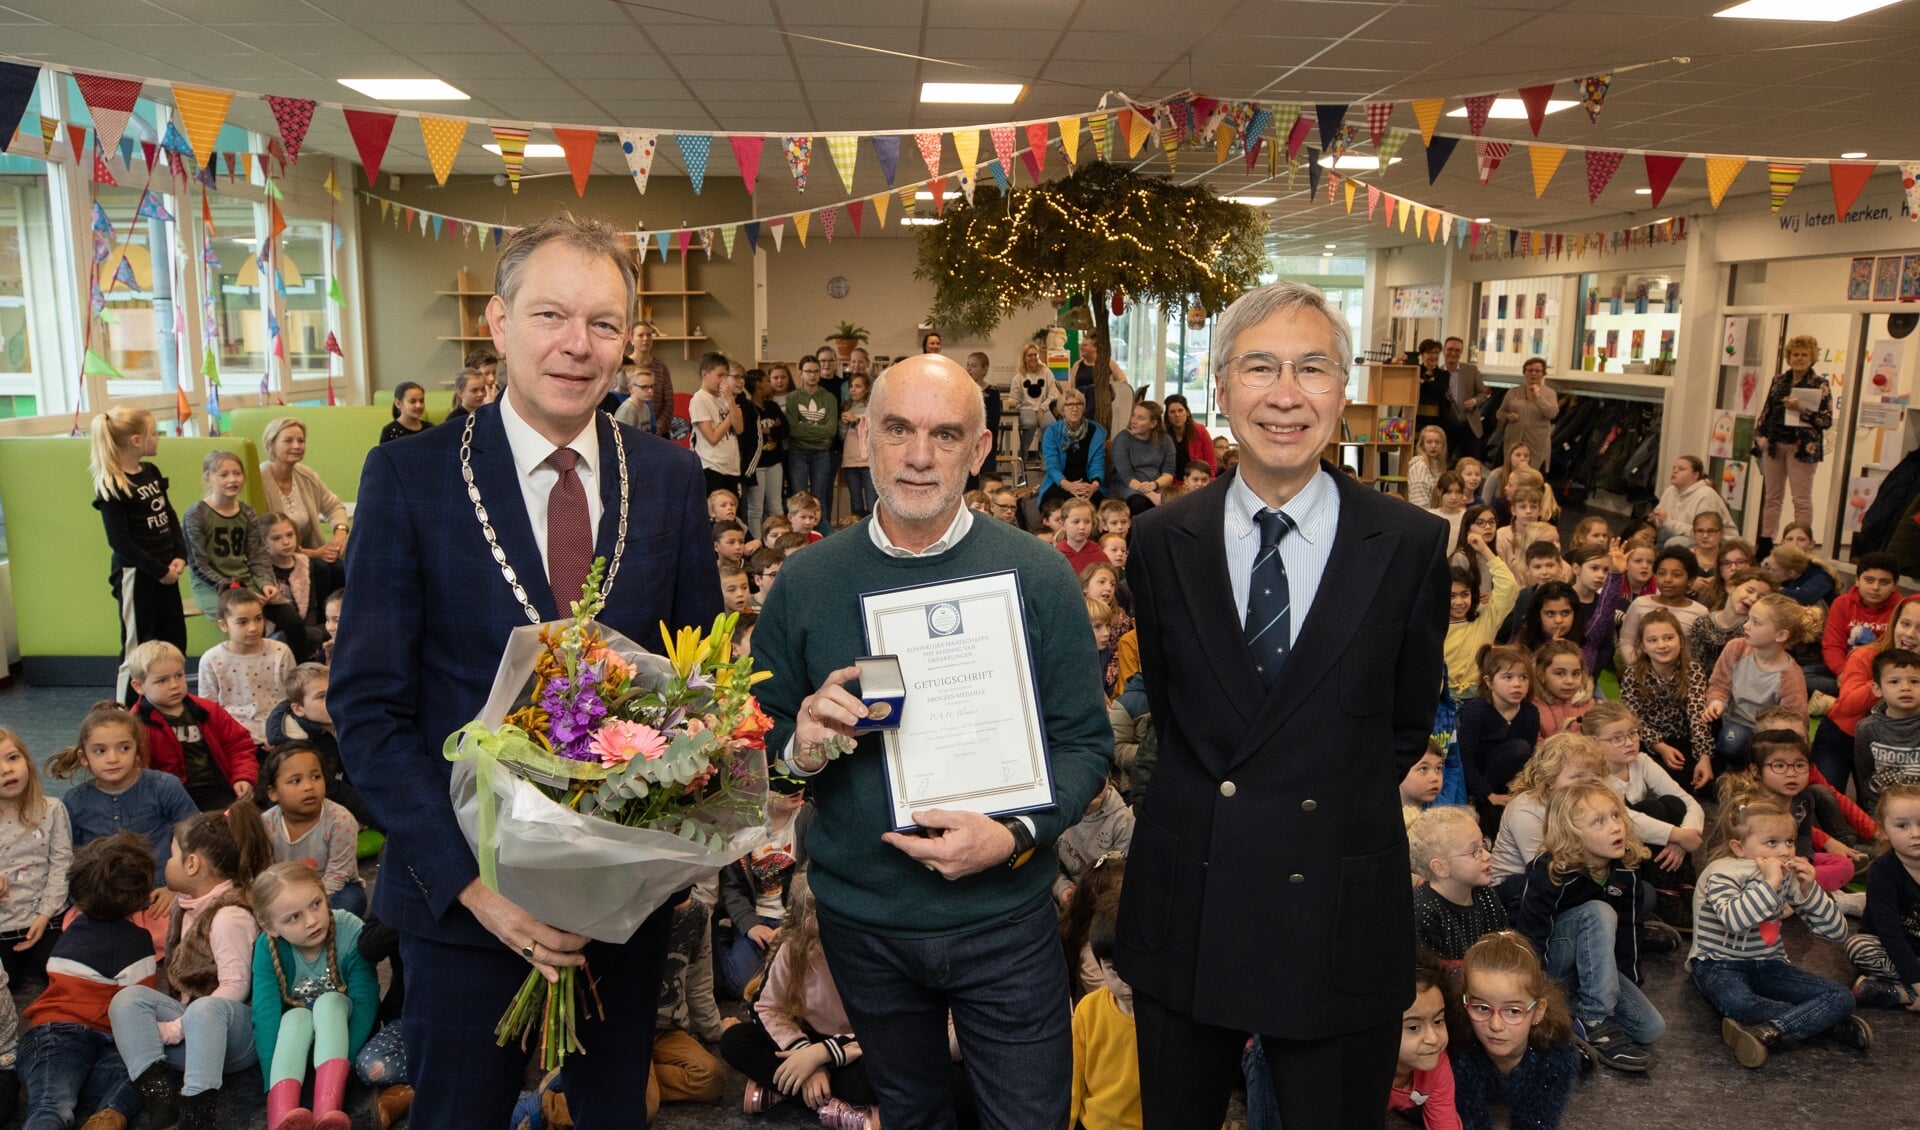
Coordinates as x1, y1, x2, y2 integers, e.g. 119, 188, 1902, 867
843, 468, 875, 517
719, 915, 780, 1001
786, 450, 833, 503
108, 988, 257, 1095
1690, 958, 1854, 1043
17, 1023, 138, 1130
1543, 902, 1665, 1043
331, 882, 369, 917
356, 1022, 409, 1086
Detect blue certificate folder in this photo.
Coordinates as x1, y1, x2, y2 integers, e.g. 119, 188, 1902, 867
858, 569, 1059, 833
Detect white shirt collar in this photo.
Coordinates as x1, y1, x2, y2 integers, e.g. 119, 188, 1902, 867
1226, 465, 1335, 546
499, 390, 600, 482
868, 504, 975, 558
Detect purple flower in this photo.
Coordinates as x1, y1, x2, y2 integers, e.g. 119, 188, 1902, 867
541, 674, 609, 762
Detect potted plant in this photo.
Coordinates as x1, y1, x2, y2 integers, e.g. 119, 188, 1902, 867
827, 321, 868, 360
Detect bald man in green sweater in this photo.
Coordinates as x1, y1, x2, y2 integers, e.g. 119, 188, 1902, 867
755, 353, 1112, 1130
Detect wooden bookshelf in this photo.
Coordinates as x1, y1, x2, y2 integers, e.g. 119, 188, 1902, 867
1325, 363, 1419, 495
436, 258, 712, 359
435, 270, 494, 345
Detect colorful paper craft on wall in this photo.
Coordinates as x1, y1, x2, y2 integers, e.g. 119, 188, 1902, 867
1849, 257, 1875, 301
1874, 257, 1902, 301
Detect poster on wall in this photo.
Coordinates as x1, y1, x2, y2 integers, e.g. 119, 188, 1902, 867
1531, 327, 1544, 354
1497, 295, 1509, 320
1709, 410, 1735, 458
1605, 329, 1620, 358
1903, 255, 1920, 301
1719, 459, 1748, 510
1534, 293, 1547, 320
1587, 288, 1599, 316
1866, 339, 1905, 400
1874, 257, 1902, 301
1609, 286, 1624, 315
1631, 330, 1646, 361
1634, 282, 1650, 315
1513, 293, 1527, 319
1737, 366, 1763, 414
1849, 257, 1876, 301
1723, 317, 1750, 366
1495, 328, 1507, 353
1846, 476, 1881, 534
1664, 282, 1681, 313
1480, 295, 1490, 321
1659, 330, 1676, 360
1392, 285, 1446, 318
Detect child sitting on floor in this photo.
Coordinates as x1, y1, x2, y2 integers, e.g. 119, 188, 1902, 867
1410, 805, 1508, 962
1448, 931, 1579, 1130
1070, 888, 1140, 1130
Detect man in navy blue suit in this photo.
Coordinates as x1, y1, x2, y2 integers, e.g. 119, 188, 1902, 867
333, 213, 721, 1130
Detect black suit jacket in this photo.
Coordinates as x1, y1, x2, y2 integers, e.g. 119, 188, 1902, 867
332, 402, 721, 948
1113, 464, 1450, 1037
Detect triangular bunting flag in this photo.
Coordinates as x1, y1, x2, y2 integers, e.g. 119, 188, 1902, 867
900, 185, 916, 218
1367, 184, 1380, 217
141, 140, 158, 171
989, 125, 1016, 181
1410, 98, 1445, 146
1215, 123, 1235, 165
1704, 156, 1746, 209
1476, 140, 1511, 186
553, 128, 597, 197
1644, 154, 1685, 208
262, 95, 315, 164
1579, 74, 1612, 124
826, 134, 857, 193
1089, 114, 1111, 161
1285, 115, 1313, 160
1899, 162, 1920, 222
952, 129, 981, 184
223, 152, 237, 181
171, 86, 233, 168
93, 141, 118, 185
491, 126, 530, 192
676, 229, 692, 257
112, 255, 138, 290
914, 132, 943, 180
781, 135, 811, 191
1023, 122, 1048, 182
1767, 162, 1805, 213
1364, 102, 1394, 148
1517, 84, 1557, 137
929, 178, 946, 214
730, 136, 765, 195
871, 134, 900, 186
75, 73, 143, 158
174, 386, 191, 435
83, 349, 123, 379
654, 231, 670, 262
1314, 105, 1348, 154
792, 212, 809, 248
743, 221, 760, 255
1124, 110, 1152, 158
986, 159, 1009, 192
1528, 144, 1566, 197
136, 190, 174, 222
1829, 162, 1876, 220
1426, 136, 1458, 184
1462, 95, 1495, 137
1059, 117, 1082, 167
847, 199, 863, 236
1427, 210, 1441, 242
36, 115, 53, 157
676, 134, 713, 194
1398, 199, 1411, 232
323, 331, 342, 357
342, 109, 397, 185
0, 62, 39, 153
721, 224, 738, 258
1305, 148, 1321, 204
819, 207, 836, 242
1376, 129, 1408, 167
321, 165, 341, 201
769, 220, 785, 253
160, 120, 191, 156
1585, 150, 1624, 203
268, 198, 287, 241
617, 130, 658, 194
1344, 179, 1357, 213
432, 214, 444, 239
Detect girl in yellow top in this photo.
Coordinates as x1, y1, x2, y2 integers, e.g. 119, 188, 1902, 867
1445, 527, 1518, 699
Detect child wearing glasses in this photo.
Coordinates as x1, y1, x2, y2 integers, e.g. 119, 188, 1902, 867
1447, 931, 1578, 1130
1741, 728, 1870, 898
1409, 806, 1509, 962
1690, 783, 1866, 1067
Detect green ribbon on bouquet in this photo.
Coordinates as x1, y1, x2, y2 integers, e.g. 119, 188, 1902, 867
443, 720, 612, 892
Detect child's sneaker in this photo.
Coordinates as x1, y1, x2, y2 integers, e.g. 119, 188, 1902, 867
743, 1080, 788, 1114
1834, 890, 1867, 917
1579, 1019, 1651, 1072
1721, 1017, 1781, 1068
1826, 1014, 1874, 1051
1853, 975, 1917, 1009
818, 1098, 880, 1130
1640, 918, 1684, 955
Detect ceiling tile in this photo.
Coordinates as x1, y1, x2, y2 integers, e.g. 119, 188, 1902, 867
495, 23, 656, 53
926, 0, 1078, 31
646, 24, 790, 55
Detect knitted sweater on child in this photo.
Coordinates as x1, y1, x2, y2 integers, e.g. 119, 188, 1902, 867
1688, 856, 1847, 966
1449, 1039, 1578, 1130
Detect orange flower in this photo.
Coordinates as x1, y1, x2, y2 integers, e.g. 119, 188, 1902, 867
729, 701, 773, 751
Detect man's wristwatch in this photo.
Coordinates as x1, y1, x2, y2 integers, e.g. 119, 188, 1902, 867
1000, 818, 1036, 870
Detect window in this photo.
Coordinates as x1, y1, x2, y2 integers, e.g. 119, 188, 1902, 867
209, 196, 267, 386
92, 183, 183, 390
279, 216, 334, 382
0, 171, 55, 418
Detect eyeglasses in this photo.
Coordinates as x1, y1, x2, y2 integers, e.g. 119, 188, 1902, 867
1599, 733, 1639, 748
1450, 838, 1493, 861
1763, 761, 1810, 775
1463, 995, 1539, 1024
1220, 351, 1344, 394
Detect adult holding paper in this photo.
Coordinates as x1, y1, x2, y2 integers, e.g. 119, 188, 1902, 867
1754, 334, 1833, 556
754, 354, 1112, 1130
1115, 281, 1451, 1129
332, 213, 721, 1130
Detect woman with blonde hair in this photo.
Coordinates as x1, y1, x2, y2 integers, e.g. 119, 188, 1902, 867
259, 418, 350, 563
1754, 334, 1832, 554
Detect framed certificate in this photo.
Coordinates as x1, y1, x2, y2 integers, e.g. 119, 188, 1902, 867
859, 570, 1057, 833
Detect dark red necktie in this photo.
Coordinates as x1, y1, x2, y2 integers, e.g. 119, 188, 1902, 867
546, 447, 592, 614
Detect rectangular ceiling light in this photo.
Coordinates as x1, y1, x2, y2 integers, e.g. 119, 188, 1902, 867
338, 78, 469, 100
1445, 97, 1576, 119
484, 143, 567, 158
920, 82, 1024, 104
899, 216, 942, 225
1314, 155, 1404, 171
1220, 195, 1276, 206
1714, 0, 1902, 18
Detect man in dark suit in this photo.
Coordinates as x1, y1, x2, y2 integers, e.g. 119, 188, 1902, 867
333, 214, 721, 1130
1115, 281, 1450, 1129
1445, 335, 1488, 461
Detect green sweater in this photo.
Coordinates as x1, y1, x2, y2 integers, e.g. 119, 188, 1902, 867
756, 515, 1113, 936
785, 387, 839, 453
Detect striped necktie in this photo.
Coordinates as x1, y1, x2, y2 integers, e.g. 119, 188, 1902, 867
1244, 509, 1297, 689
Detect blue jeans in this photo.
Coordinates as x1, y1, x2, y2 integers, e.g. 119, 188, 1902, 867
330, 882, 369, 917
1543, 902, 1665, 1043
355, 1022, 408, 1086
1810, 720, 1854, 795
1714, 718, 1755, 771
108, 988, 257, 1095
17, 1022, 138, 1130
786, 449, 832, 504
844, 467, 876, 517
719, 915, 780, 1001
1241, 1039, 1282, 1130
1691, 958, 1854, 1043
817, 891, 1069, 1130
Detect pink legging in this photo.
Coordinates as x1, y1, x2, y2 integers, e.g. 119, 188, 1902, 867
1758, 442, 1817, 540
1812, 851, 1853, 893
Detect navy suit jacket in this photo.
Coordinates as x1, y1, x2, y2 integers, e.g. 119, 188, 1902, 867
1113, 465, 1450, 1038
332, 402, 721, 949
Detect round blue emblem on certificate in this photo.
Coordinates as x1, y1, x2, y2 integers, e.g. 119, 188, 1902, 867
926, 601, 964, 637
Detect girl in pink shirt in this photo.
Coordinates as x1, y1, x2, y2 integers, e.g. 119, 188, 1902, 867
1389, 952, 1462, 1129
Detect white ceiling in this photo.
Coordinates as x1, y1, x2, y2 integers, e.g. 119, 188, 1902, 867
7, 0, 1920, 250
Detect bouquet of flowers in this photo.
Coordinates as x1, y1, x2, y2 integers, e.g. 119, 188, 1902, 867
444, 559, 772, 1069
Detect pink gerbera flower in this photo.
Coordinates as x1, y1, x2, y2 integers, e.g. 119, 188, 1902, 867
591, 720, 667, 768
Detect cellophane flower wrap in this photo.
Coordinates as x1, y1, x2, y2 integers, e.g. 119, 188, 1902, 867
445, 559, 771, 1068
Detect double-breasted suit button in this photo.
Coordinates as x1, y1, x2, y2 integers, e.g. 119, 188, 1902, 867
1219, 780, 1237, 797
1288, 873, 1305, 884
1300, 799, 1317, 812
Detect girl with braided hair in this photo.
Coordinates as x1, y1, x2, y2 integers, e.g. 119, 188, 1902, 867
249, 862, 378, 1130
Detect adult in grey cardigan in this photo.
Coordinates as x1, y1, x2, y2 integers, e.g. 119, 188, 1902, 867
259, 417, 351, 562
1108, 400, 1178, 514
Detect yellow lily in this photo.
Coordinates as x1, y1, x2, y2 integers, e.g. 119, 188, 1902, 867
659, 621, 715, 680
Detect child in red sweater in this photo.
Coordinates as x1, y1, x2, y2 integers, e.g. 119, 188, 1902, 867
1821, 552, 1900, 676
126, 641, 259, 811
